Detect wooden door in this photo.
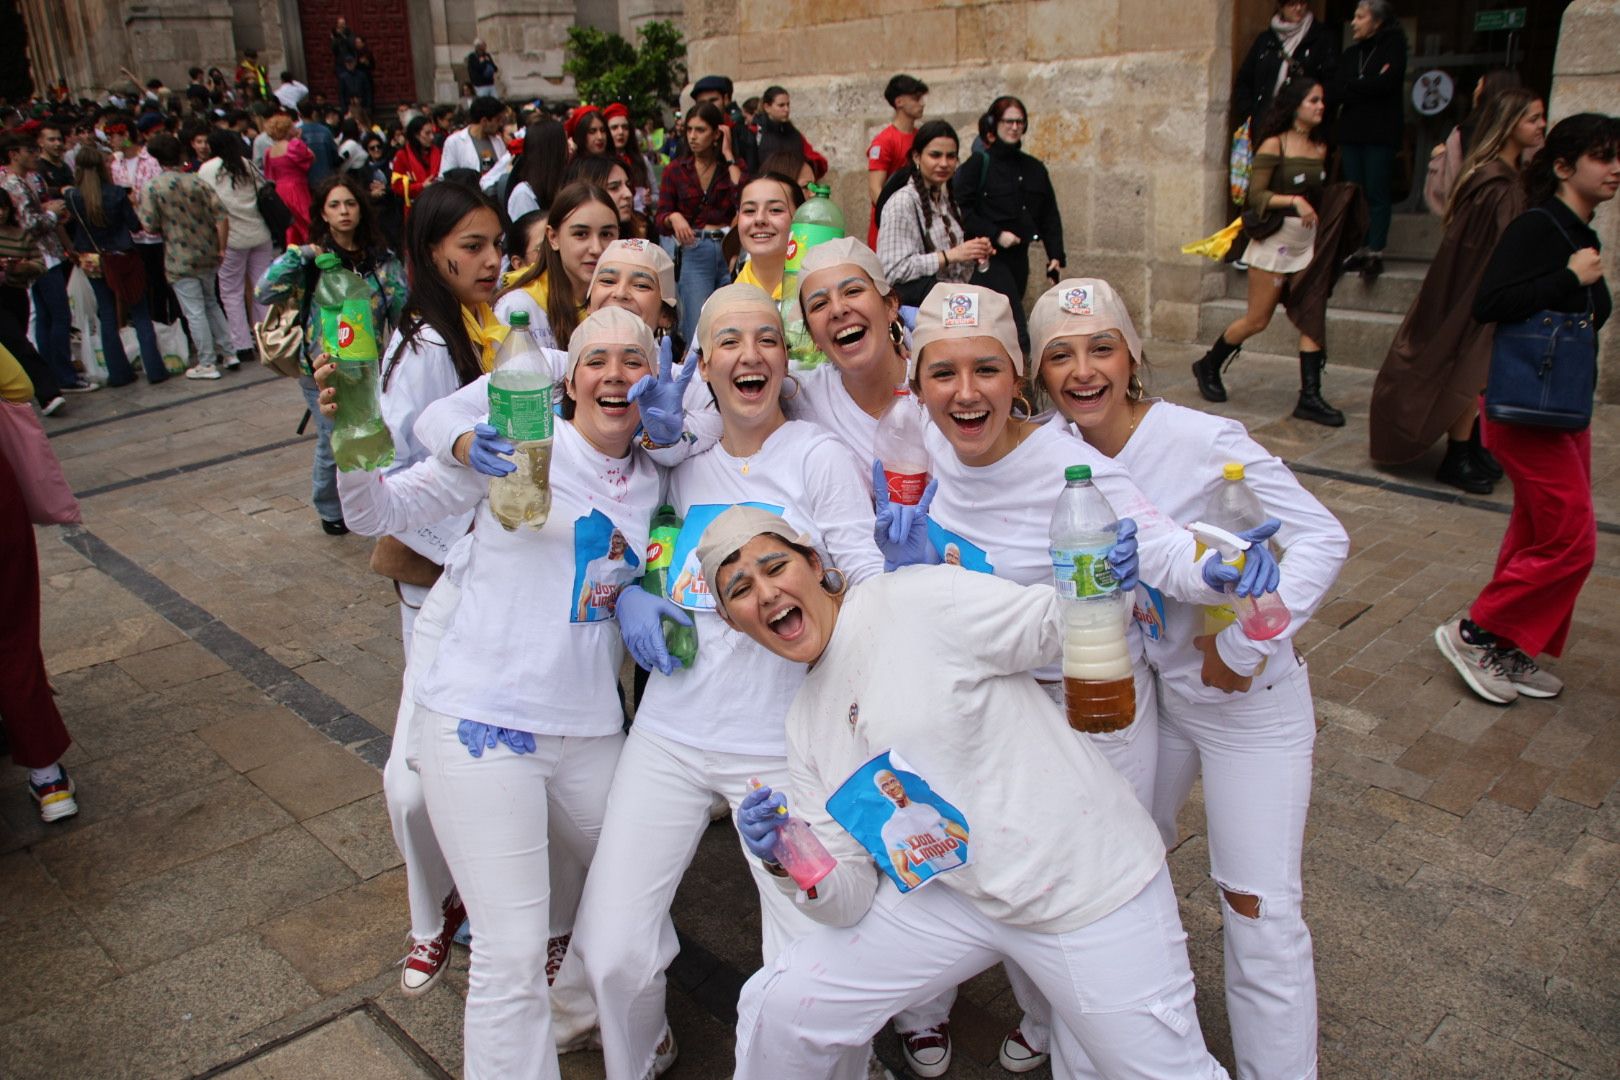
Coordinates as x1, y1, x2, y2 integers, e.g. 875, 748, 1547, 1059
298, 0, 416, 108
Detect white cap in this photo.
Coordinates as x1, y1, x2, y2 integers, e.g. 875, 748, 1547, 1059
912, 282, 1024, 375
1028, 278, 1143, 380
694, 282, 782, 353
566, 306, 656, 379
590, 238, 677, 307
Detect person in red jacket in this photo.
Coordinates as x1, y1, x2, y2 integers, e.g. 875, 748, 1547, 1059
391, 116, 442, 211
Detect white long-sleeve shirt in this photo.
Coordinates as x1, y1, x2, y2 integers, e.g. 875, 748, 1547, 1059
631, 421, 884, 758
439, 126, 510, 176
776, 567, 1164, 932
1109, 401, 1349, 701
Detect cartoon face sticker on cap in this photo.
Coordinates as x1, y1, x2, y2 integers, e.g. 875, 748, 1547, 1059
618, 238, 648, 252
1061, 286, 1092, 317
943, 292, 979, 328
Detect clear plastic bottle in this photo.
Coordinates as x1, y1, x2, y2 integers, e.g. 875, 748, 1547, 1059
1049, 464, 1135, 733
641, 504, 698, 667
1201, 463, 1275, 635
747, 778, 837, 890
873, 386, 929, 504
486, 310, 555, 531
781, 182, 846, 371
1188, 523, 1292, 641
315, 253, 394, 472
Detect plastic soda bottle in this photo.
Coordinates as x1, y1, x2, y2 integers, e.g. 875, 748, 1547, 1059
873, 386, 929, 504
1189, 522, 1292, 641
1200, 463, 1275, 635
1049, 464, 1135, 733
486, 310, 555, 531
781, 182, 846, 371
640, 504, 698, 668
315, 253, 394, 472
747, 778, 837, 890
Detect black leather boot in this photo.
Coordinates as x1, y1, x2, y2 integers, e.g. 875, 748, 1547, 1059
1436, 438, 1495, 494
1293, 350, 1345, 427
1360, 251, 1385, 284
1468, 417, 1503, 481
1192, 335, 1240, 403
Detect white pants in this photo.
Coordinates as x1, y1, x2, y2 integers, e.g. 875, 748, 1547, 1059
1152, 658, 1318, 1080
418, 703, 623, 1080
550, 726, 826, 1080
216, 242, 273, 352
736, 865, 1227, 1080
169, 273, 232, 364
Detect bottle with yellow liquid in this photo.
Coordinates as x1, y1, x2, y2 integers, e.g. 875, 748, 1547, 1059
315, 253, 394, 471
1049, 464, 1136, 733
486, 310, 555, 531
1199, 463, 1272, 635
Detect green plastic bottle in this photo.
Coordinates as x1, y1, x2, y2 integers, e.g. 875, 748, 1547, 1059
781, 182, 845, 371
641, 505, 698, 667
315, 253, 394, 471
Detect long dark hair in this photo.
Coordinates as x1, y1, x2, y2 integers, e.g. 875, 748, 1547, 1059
309, 173, 387, 259
1255, 78, 1327, 150
400, 115, 436, 172
1460, 69, 1524, 154
206, 127, 252, 186
906, 119, 966, 256
570, 110, 607, 159
499, 181, 618, 348
683, 102, 726, 161
611, 113, 651, 191
567, 154, 642, 238
387, 182, 498, 389
1526, 112, 1620, 206
513, 119, 568, 216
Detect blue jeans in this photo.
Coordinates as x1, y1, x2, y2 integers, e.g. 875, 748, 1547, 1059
1340, 142, 1397, 252
675, 236, 727, 347
298, 375, 342, 523
87, 275, 164, 385
30, 264, 76, 386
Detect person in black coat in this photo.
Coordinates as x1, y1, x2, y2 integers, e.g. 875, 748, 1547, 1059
1233, 0, 1338, 127
952, 95, 1065, 353
1435, 113, 1617, 707
1336, 0, 1407, 280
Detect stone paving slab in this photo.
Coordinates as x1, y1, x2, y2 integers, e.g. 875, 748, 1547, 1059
2, 358, 1616, 1078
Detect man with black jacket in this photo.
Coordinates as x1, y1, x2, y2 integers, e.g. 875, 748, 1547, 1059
1232, 0, 1338, 126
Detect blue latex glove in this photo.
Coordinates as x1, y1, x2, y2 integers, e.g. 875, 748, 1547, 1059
616, 584, 695, 676
737, 784, 787, 861
897, 305, 919, 332
467, 422, 516, 478
626, 337, 700, 446
1200, 518, 1283, 597
456, 720, 537, 758
1107, 517, 1139, 593
871, 460, 939, 571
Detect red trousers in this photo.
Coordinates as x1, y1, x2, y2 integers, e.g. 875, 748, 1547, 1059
1471, 415, 1596, 658
0, 445, 72, 768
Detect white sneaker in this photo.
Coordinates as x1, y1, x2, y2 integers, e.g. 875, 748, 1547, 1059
998, 1025, 1050, 1073
651, 1027, 677, 1077
899, 1023, 951, 1078
40, 395, 66, 416
186, 364, 222, 380
222, 354, 241, 370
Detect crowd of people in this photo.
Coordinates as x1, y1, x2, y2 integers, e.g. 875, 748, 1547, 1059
2, 2, 1615, 1077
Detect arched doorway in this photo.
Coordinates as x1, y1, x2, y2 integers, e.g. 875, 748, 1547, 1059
297, 0, 416, 107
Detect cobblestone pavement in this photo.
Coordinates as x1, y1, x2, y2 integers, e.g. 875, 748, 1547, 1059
3, 346, 1617, 1079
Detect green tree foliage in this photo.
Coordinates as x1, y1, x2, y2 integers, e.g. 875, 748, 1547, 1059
564, 20, 686, 123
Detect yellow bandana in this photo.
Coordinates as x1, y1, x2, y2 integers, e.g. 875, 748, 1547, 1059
461, 303, 503, 371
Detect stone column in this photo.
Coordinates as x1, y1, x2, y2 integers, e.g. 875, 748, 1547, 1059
622, 0, 684, 37
1550, 0, 1620, 404
473, 0, 575, 100
125, 1, 237, 91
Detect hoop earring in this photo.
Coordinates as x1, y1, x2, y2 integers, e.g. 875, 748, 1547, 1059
821, 567, 847, 598
1012, 393, 1034, 420
889, 319, 905, 349
1127, 371, 1145, 402
782, 372, 802, 400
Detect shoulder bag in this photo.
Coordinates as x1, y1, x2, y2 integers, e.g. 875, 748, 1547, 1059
1484, 209, 1598, 431
253, 260, 318, 378
70, 192, 147, 306
253, 163, 293, 243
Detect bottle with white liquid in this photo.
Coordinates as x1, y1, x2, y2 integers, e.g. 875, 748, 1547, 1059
486, 311, 555, 530
1049, 464, 1135, 733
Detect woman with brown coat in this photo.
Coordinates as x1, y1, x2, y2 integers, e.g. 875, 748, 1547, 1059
1367, 89, 1546, 492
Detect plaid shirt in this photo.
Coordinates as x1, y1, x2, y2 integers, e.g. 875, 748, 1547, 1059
109, 148, 163, 243
655, 155, 746, 235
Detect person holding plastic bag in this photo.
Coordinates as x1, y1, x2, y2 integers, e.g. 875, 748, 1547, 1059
708, 505, 1230, 1080
1230, 1, 1337, 204
1031, 277, 1348, 1080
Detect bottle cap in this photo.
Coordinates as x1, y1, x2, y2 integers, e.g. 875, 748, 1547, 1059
314, 252, 340, 270
892, 386, 909, 397
1064, 464, 1092, 482
1222, 463, 1245, 481
807, 182, 829, 198
508, 310, 530, 327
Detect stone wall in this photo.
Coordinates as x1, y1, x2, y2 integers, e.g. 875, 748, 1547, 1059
1549, 0, 1620, 403
686, 0, 1237, 347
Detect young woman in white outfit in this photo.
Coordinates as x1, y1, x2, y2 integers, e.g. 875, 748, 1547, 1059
545, 283, 885, 1080
1032, 277, 1348, 1080
871, 282, 1278, 1074
697, 505, 1231, 1080
493, 182, 619, 349
328, 307, 664, 1080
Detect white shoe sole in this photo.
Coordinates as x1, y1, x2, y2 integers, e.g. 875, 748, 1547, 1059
1433, 625, 1515, 705
998, 1049, 1050, 1074
37, 798, 79, 823
1509, 679, 1561, 699
399, 952, 448, 997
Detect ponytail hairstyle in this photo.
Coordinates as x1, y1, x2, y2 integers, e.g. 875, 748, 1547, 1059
388, 182, 499, 390
1255, 78, 1327, 150
71, 144, 111, 229
1525, 112, 1620, 206
499, 181, 619, 347
906, 119, 966, 255
1445, 88, 1538, 226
